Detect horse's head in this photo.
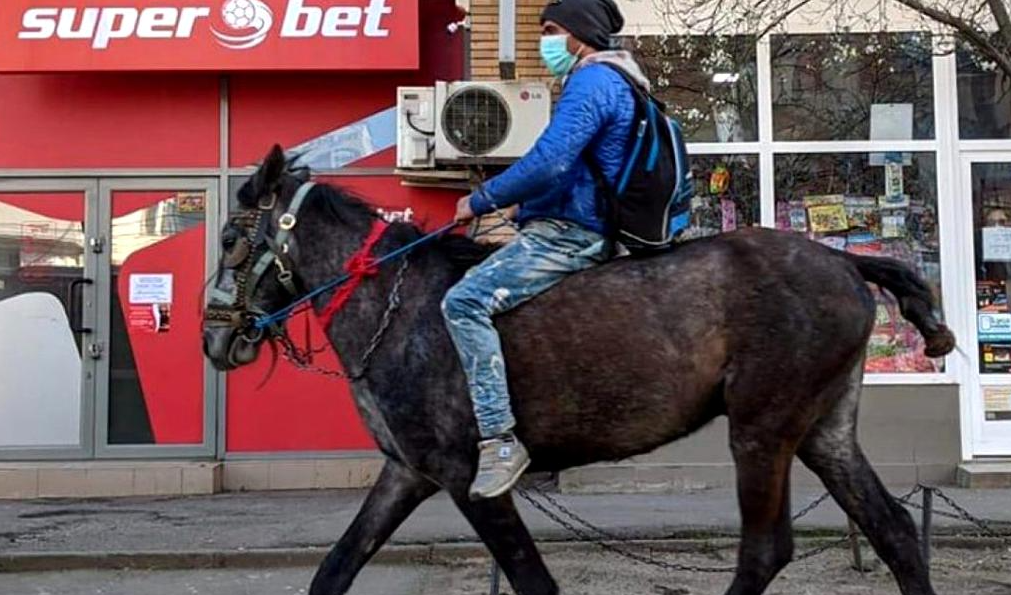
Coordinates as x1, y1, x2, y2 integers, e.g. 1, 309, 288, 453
202, 144, 313, 371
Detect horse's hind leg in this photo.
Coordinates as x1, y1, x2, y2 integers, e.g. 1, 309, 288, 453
452, 492, 559, 595
797, 366, 935, 595
724, 420, 799, 595
309, 459, 438, 595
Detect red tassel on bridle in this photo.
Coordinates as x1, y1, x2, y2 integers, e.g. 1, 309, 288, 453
317, 220, 390, 330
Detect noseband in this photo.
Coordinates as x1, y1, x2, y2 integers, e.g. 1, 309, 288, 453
204, 181, 316, 341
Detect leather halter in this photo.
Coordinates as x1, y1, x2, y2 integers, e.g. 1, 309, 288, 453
204, 181, 316, 338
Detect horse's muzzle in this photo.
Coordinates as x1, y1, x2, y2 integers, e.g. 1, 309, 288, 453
203, 325, 261, 371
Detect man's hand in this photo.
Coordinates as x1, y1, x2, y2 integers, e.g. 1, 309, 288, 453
455, 195, 476, 224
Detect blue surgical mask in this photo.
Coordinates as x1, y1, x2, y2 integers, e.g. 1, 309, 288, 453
540, 34, 578, 77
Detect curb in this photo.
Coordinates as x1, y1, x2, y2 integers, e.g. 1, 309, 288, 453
1, 536, 1007, 573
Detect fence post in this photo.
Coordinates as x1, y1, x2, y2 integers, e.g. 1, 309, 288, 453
489, 560, 501, 595
847, 517, 865, 572
921, 487, 933, 572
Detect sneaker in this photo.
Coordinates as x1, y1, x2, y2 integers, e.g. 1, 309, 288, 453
469, 434, 531, 500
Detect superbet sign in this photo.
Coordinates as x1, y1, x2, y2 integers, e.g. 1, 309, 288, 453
0, 0, 419, 72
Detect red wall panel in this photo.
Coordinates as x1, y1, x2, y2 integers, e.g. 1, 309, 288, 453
324, 176, 460, 226
0, 73, 220, 169
117, 225, 206, 444
229, 0, 463, 166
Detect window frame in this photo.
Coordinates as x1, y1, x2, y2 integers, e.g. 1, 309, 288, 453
670, 33, 958, 384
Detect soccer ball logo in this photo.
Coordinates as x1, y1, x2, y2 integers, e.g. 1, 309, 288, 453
213, 0, 273, 49
222, 0, 257, 29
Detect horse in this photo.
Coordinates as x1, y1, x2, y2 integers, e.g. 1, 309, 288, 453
203, 145, 955, 595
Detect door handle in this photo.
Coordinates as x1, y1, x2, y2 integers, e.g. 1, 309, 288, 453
68, 278, 94, 334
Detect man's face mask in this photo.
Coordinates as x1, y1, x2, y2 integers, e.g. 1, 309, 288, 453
540, 34, 580, 77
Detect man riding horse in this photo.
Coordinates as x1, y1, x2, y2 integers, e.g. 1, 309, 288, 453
203, 0, 955, 591
443, 0, 652, 500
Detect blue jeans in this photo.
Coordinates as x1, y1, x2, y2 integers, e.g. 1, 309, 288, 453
441, 219, 609, 439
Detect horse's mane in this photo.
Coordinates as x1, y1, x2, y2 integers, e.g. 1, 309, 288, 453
241, 174, 496, 272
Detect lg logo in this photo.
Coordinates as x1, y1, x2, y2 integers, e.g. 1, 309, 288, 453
18, 0, 394, 50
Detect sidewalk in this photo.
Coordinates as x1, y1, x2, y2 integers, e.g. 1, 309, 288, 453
1, 486, 1008, 571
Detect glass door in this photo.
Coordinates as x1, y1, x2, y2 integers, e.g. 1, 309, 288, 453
960, 155, 1011, 456
95, 179, 219, 458
0, 180, 98, 459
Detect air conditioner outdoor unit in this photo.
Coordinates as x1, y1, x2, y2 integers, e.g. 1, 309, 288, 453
396, 80, 551, 170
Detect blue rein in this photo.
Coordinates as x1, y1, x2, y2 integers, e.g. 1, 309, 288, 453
253, 221, 460, 330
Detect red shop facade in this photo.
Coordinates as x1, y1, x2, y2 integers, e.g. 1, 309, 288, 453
0, 0, 464, 492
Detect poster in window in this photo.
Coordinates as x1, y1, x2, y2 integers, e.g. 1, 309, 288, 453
845, 196, 879, 231
808, 204, 849, 233
983, 387, 1011, 421
129, 274, 173, 305
128, 304, 171, 334
978, 280, 1009, 313
789, 205, 808, 232
983, 227, 1011, 262
881, 211, 907, 239
879, 193, 911, 209
177, 193, 206, 214
979, 312, 1011, 342
885, 162, 904, 200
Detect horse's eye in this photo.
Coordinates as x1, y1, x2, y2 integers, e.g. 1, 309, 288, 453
222, 228, 240, 251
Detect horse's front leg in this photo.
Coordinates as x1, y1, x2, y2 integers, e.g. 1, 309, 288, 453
309, 459, 439, 595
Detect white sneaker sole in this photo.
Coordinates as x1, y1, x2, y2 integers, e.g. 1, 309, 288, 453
470, 456, 532, 501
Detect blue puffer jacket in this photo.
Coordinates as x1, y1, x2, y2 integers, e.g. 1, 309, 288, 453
469, 57, 646, 236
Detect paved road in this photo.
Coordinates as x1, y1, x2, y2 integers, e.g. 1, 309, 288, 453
3, 547, 1010, 595
3, 486, 1008, 556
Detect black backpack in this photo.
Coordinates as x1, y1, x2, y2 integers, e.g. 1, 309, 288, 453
586, 63, 693, 254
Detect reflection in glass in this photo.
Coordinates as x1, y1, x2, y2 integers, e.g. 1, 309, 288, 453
972, 164, 1011, 390
682, 155, 760, 240
109, 192, 205, 445
0, 193, 86, 448
958, 46, 1011, 139
772, 33, 935, 141
774, 153, 942, 373
626, 35, 758, 143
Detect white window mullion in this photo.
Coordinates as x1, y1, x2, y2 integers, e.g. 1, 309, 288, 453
686, 142, 760, 155
756, 36, 776, 228
769, 140, 937, 153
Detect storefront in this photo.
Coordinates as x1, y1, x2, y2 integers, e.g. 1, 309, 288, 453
0, 0, 1008, 497
575, 3, 1011, 490
0, 0, 467, 495
471, 0, 1011, 490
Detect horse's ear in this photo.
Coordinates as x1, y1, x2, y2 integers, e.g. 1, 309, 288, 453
254, 144, 287, 195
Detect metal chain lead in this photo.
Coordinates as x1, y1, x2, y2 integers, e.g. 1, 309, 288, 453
929, 487, 1011, 546
515, 487, 736, 574
356, 256, 410, 376
279, 256, 410, 382
516, 484, 926, 574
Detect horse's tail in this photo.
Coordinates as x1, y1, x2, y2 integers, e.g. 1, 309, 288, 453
843, 253, 956, 358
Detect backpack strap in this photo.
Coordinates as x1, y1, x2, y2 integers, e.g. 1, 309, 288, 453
584, 152, 614, 238
587, 61, 665, 110
582, 62, 651, 225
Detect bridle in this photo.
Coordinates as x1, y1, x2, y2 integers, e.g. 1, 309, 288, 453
203, 178, 417, 381
204, 181, 317, 344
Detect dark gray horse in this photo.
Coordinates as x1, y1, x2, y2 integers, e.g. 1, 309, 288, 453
203, 146, 955, 595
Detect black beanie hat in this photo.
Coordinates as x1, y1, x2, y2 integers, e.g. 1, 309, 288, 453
540, 0, 625, 50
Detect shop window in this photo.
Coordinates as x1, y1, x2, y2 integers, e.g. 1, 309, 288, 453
771, 33, 935, 141
682, 155, 760, 240
625, 35, 758, 143
957, 46, 1011, 139
774, 152, 943, 374
971, 163, 1011, 381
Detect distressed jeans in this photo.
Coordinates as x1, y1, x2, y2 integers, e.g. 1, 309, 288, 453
441, 219, 609, 439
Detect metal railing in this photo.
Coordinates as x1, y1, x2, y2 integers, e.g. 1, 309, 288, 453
482, 484, 1011, 595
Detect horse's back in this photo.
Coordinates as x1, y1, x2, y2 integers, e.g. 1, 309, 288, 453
497, 227, 876, 469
